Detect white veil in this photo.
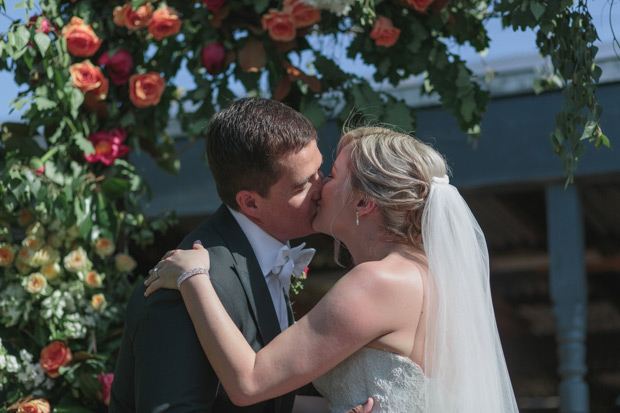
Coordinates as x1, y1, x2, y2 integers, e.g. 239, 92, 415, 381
422, 175, 519, 413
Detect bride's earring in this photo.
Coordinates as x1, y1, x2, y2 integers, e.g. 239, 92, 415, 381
355, 211, 359, 226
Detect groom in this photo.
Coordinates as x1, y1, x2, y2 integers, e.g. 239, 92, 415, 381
110, 98, 371, 412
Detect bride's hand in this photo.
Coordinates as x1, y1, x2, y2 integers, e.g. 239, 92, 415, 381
144, 241, 210, 297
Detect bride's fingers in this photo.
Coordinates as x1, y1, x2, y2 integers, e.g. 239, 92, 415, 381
144, 278, 163, 297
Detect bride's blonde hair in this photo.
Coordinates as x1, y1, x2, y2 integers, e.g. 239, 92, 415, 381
337, 126, 448, 246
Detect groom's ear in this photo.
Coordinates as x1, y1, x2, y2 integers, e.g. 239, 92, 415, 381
236, 190, 260, 218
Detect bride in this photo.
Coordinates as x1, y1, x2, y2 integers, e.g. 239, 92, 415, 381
144, 126, 519, 412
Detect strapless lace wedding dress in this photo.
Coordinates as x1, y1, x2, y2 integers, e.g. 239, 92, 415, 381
313, 346, 428, 412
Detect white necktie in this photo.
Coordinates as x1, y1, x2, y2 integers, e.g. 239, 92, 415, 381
269, 243, 315, 331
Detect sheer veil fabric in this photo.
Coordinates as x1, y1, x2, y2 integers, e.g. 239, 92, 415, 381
422, 176, 519, 413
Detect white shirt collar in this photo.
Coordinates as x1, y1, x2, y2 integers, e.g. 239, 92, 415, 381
227, 207, 287, 277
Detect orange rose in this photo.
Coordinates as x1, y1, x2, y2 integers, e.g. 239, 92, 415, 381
114, 3, 153, 30
148, 7, 182, 41
129, 72, 165, 107
261, 10, 296, 42
283, 0, 321, 28
61, 17, 102, 57
16, 398, 50, 413
370, 17, 401, 47
39, 341, 73, 378
69, 60, 109, 100
407, 0, 435, 12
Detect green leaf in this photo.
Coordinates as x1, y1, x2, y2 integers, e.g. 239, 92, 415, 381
34, 97, 56, 110
14, 0, 28, 9
14, 25, 30, 50
34, 32, 51, 55
74, 132, 94, 154
70, 88, 84, 117
101, 178, 131, 199
530, 2, 545, 21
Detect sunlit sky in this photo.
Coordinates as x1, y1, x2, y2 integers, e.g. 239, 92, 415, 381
1, 0, 618, 122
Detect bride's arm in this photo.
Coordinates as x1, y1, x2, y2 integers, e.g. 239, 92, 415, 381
145, 244, 400, 406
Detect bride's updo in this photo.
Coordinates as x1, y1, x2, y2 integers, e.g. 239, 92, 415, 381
338, 126, 448, 245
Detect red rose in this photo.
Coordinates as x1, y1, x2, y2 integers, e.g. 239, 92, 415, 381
129, 72, 166, 108
201, 41, 226, 75
98, 49, 133, 85
97, 373, 114, 406
148, 7, 182, 41
84, 128, 130, 166
61, 17, 102, 57
203, 0, 225, 12
261, 10, 296, 42
370, 17, 401, 47
283, 0, 321, 28
114, 3, 153, 30
407, 0, 435, 12
39, 341, 73, 378
69, 60, 109, 100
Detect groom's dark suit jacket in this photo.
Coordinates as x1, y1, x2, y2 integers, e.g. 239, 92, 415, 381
110, 205, 296, 412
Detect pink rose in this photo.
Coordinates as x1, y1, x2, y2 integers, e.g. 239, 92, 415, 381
28, 15, 53, 34
203, 0, 225, 12
201, 41, 226, 75
97, 373, 114, 406
98, 50, 134, 85
84, 128, 130, 166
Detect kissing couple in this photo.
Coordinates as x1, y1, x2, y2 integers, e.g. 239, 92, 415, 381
110, 98, 519, 412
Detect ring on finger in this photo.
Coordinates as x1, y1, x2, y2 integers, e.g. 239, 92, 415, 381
153, 267, 160, 280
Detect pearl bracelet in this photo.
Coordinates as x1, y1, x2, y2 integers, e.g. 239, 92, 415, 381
177, 268, 210, 289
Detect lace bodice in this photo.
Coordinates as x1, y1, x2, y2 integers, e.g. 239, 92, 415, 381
313, 347, 428, 413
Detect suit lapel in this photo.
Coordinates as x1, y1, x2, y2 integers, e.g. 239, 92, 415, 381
211, 206, 282, 345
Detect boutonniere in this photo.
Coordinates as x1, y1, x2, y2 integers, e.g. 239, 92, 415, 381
290, 266, 309, 295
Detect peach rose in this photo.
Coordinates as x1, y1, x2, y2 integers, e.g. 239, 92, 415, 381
407, 0, 435, 12
283, 0, 321, 28
262, 10, 296, 42
16, 398, 50, 413
94, 237, 115, 257
24, 273, 47, 294
148, 7, 182, 41
91, 293, 107, 311
115, 253, 137, 272
63, 247, 91, 273
61, 17, 102, 57
17, 246, 36, 266
69, 60, 109, 100
84, 270, 103, 288
129, 72, 165, 108
370, 17, 401, 47
22, 235, 44, 251
41, 262, 63, 283
39, 341, 73, 378
114, 3, 153, 30
0, 243, 16, 267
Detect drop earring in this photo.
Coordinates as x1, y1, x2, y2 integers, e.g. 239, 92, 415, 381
355, 211, 359, 226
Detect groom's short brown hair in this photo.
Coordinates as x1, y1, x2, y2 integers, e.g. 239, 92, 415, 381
206, 98, 318, 209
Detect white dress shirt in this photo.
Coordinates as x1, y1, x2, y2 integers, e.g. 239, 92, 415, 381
228, 207, 290, 332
